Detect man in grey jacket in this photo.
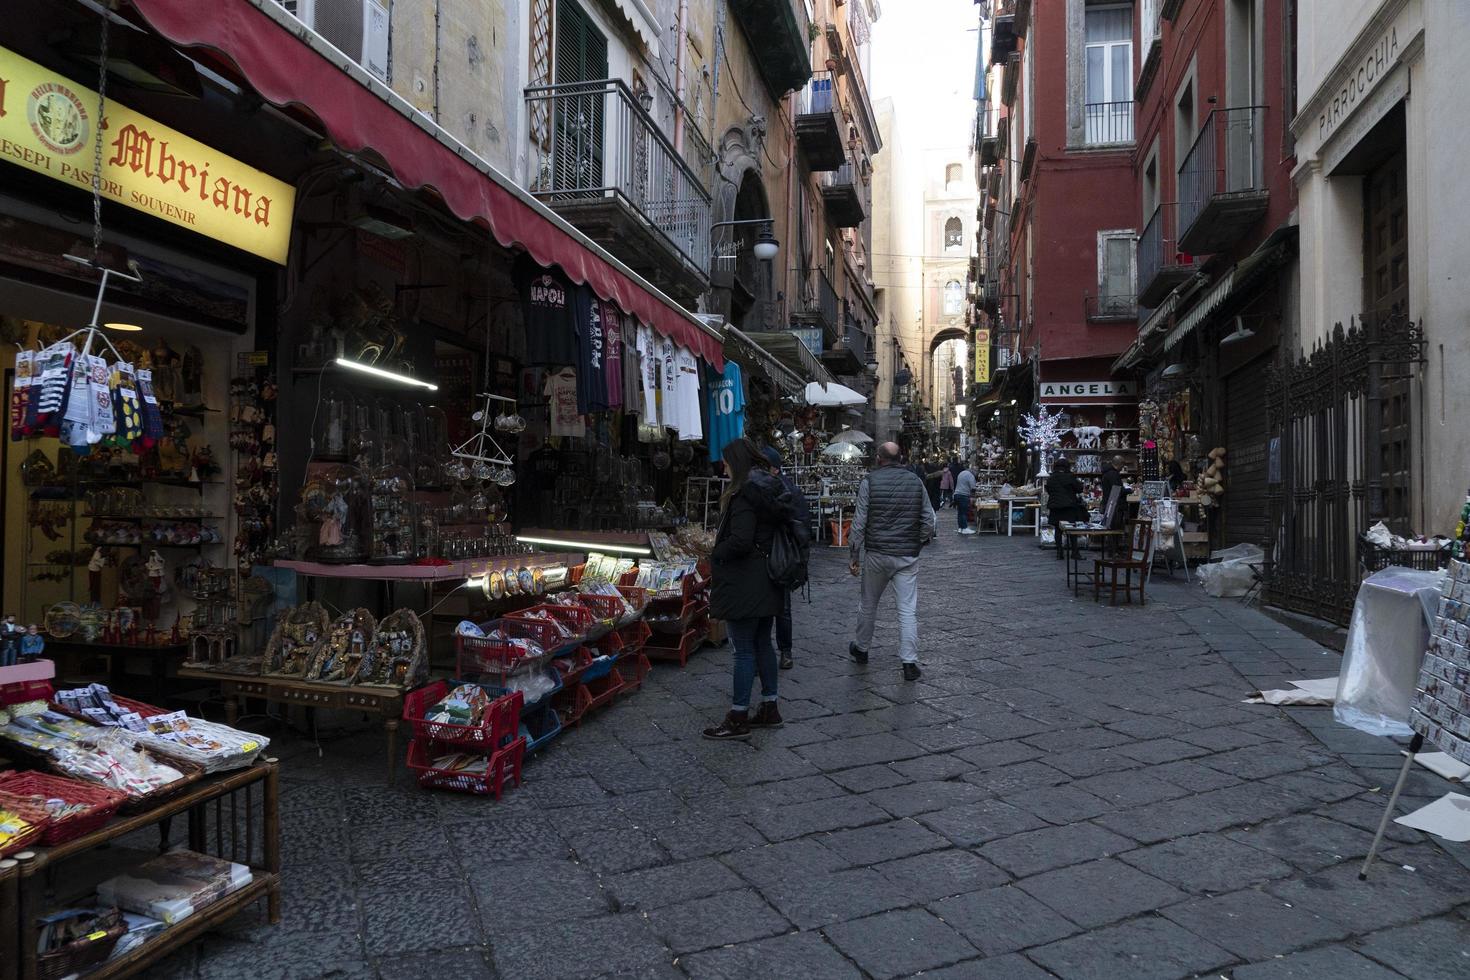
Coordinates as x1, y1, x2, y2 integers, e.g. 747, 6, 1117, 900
848, 442, 937, 681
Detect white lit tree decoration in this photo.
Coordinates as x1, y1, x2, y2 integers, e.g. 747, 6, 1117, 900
1017, 407, 1066, 478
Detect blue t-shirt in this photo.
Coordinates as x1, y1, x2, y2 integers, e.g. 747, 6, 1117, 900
706, 362, 745, 462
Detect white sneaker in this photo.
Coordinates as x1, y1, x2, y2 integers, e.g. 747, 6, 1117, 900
960, 528, 977, 535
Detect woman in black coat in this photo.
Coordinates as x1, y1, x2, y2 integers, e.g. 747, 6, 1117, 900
1044, 457, 1090, 557
703, 437, 792, 741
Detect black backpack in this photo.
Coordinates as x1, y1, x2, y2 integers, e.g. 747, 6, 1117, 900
768, 517, 811, 591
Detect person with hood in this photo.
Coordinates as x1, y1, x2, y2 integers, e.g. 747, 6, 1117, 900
704, 438, 794, 740
939, 465, 955, 508
1044, 456, 1088, 557
763, 446, 810, 670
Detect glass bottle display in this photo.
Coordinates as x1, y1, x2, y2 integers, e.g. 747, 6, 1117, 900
368, 463, 415, 564
312, 463, 368, 563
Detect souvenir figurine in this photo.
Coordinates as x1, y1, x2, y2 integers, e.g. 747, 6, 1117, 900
20, 624, 45, 660
0, 615, 21, 667
87, 548, 107, 604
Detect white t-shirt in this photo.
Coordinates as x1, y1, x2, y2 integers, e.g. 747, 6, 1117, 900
542, 367, 585, 438
658, 336, 677, 430
673, 346, 703, 441
635, 324, 658, 423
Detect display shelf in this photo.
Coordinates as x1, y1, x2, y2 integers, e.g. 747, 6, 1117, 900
6, 761, 280, 980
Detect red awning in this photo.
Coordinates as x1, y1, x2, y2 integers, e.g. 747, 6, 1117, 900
125, 0, 723, 368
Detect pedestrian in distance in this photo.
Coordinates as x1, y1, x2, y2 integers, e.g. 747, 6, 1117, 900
939, 465, 954, 508
763, 445, 811, 670
848, 441, 937, 682
1100, 454, 1128, 528
953, 461, 977, 534
703, 438, 794, 741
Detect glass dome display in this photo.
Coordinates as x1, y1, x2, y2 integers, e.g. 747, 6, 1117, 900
368, 463, 415, 563
317, 388, 351, 460
310, 463, 368, 563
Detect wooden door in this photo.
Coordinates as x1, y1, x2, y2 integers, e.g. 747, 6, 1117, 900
1365, 147, 1411, 527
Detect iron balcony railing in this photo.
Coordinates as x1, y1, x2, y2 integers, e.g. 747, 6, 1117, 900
525, 78, 711, 274
1178, 105, 1266, 243
1137, 203, 1198, 303
1083, 100, 1134, 145
797, 69, 836, 115
1138, 204, 1166, 297
797, 267, 839, 334
1085, 293, 1138, 321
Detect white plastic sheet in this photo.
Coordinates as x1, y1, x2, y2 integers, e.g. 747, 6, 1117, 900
1335, 566, 1444, 737
1197, 543, 1264, 597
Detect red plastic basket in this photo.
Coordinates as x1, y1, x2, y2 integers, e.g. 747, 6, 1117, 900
644, 627, 703, 668
616, 585, 648, 613
406, 736, 525, 798
555, 667, 625, 727
0, 678, 55, 708
0, 771, 127, 845
588, 630, 625, 659
617, 620, 652, 652
456, 616, 564, 678
50, 692, 167, 723
0, 788, 50, 856
402, 681, 521, 751
550, 646, 594, 686
506, 603, 595, 643
572, 592, 628, 627
619, 652, 652, 693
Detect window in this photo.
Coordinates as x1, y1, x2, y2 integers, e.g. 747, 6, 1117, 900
1084, 5, 1133, 144
1142, 144, 1159, 221
943, 279, 964, 316
1098, 230, 1136, 314
1174, 76, 1196, 170
945, 163, 963, 188
944, 216, 964, 250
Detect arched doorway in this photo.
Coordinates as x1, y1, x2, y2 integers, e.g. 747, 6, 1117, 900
929, 326, 968, 441
710, 130, 774, 331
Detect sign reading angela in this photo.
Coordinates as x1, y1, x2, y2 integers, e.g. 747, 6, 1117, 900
0, 47, 294, 264
1039, 379, 1137, 402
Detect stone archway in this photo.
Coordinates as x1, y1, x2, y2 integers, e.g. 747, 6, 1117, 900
710, 127, 773, 330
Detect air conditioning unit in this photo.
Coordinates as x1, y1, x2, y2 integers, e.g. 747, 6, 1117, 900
276, 0, 389, 83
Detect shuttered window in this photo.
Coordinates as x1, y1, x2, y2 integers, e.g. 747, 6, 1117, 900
551, 0, 608, 192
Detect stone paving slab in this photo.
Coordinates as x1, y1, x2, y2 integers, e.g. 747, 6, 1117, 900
176, 535, 1470, 979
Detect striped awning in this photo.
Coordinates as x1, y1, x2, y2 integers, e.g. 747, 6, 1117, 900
723, 325, 805, 398
1163, 243, 1288, 351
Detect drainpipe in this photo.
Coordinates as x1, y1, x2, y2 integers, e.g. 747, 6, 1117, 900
673, 0, 689, 153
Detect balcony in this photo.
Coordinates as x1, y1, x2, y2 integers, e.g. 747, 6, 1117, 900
990, 14, 1018, 67
1083, 101, 1134, 145
821, 308, 870, 377
1001, 52, 1022, 106
1178, 106, 1270, 255
525, 79, 711, 304
728, 0, 813, 96
821, 160, 866, 228
1137, 203, 1200, 307
1085, 293, 1139, 323
791, 267, 838, 337
795, 71, 845, 171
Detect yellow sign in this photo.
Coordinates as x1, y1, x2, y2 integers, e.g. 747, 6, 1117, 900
974, 329, 990, 385
0, 47, 294, 264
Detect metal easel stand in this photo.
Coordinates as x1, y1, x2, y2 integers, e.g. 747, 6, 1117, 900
1359, 731, 1424, 880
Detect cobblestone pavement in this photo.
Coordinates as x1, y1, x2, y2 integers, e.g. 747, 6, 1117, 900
172, 532, 1470, 979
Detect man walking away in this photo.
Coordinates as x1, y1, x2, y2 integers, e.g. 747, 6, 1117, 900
1100, 455, 1128, 528
953, 462, 977, 535
764, 446, 810, 670
849, 442, 936, 681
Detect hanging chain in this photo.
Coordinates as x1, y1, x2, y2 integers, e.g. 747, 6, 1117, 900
91, 12, 110, 265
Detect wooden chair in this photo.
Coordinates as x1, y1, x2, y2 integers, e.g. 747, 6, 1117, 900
1094, 519, 1154, 606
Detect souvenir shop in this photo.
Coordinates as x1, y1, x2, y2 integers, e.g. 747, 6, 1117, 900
0, 2, 795, 974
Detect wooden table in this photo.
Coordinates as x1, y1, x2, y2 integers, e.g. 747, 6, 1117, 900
1058, 526, 1126, 596
178, 668, 405, 786
5, 760, 280, 980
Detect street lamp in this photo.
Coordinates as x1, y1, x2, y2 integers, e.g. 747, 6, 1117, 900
710, 218, 780, 259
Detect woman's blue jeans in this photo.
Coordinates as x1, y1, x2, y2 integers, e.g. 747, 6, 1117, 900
729, 615, 777, 712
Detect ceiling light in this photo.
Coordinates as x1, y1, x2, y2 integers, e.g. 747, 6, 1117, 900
1221, 315, 1256, 346
334, 357, 437, 390
1161, 362, 1188, 378
515, 535, 652, 556
103, 322, 143, 332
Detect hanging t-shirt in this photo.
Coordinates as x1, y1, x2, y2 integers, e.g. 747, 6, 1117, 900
635, 324, 659, 423
516, 254, 577, 365
706, 362, 745, 461
601, 301, 624, 410
572, 286, 611, 413
658, 335, 678, 430
673, 346, 703, 442
542, 367, 585, 439
621, 319, 638, 418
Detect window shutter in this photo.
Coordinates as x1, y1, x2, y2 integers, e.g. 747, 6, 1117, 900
551, 0, 607, 192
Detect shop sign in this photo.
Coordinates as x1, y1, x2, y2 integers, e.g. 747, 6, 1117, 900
788, 327, 823, 357
0, 47, 295, 264
1039, 379, 1137, 403
974, 329, 990, 385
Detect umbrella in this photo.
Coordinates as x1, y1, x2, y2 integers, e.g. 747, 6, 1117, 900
821, 442, 865, 460
804, 381, 867, 407
829, 429, 873, 445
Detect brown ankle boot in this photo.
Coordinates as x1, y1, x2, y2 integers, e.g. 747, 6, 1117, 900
702, 711, 751, 740
749, 702, 784, 728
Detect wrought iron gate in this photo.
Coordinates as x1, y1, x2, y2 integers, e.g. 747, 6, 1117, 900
1264, 311, 1424, 625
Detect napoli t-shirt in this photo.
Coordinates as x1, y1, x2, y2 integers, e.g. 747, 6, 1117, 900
516, 255, 577, 365
572, 286, 611, 413
601, 301, 624, 410
706, 362, 744, 461
635, 324, 659, 423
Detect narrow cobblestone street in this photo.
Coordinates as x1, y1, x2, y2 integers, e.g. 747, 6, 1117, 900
174, 532, 1470, 980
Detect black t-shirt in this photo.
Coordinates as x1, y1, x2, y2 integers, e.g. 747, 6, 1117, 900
516, 254, 576, 366
573, 285, 612, 414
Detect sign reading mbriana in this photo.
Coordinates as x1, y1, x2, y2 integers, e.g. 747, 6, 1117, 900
1040, 379, 1137, 402
0, 47, 294, 264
